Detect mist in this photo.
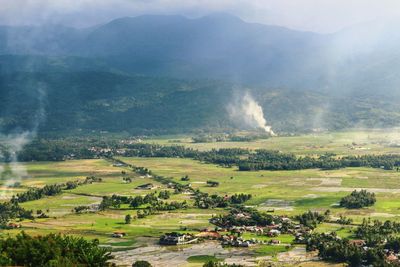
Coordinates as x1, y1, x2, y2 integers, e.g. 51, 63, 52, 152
0, 84, 46, 199
2, 0, 400, 33
1, 1, 400, 136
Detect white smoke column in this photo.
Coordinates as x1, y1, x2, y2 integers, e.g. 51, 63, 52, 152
228, 91, 276, 136
0, 133, 32, 199
0, 85, 46, 199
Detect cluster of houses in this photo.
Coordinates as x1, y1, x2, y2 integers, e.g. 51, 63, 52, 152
159, 232, 198, 245
158, 229, 285, 248
224, 225, 282, 237
88, 147, 112, 154
221, 235, 280, 247
158, 214, 316, 249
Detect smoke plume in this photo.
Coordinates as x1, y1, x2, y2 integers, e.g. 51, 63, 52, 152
0, 85, 46, 199
227, 91, 275, 136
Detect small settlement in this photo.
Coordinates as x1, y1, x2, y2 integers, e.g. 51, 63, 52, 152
159, 208, 311, 248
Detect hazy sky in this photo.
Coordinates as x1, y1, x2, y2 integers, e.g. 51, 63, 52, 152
1, 0, 400, 33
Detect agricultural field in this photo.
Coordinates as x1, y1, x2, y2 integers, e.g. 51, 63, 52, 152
0, 159, 124, 200
147, 129, 400, 156
2, 130, 400, 266
119, 157, 400, 222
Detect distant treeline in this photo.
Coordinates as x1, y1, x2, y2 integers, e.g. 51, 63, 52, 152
8, 139, 400, 171
237, 151, 400, 171
122, 144, 400, 171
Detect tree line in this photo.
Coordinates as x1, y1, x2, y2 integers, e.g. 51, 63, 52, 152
11, 176, 102, 204
10, 140, 400, 172
0, 176, 103, 225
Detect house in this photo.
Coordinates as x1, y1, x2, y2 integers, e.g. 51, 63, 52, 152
7, 223, 21, 229
255, 228, 264, 235
220, 235, 255, 247
112, 232, 126, 238
113, 163, 125, 167
135, 183, 157, 190
269, 239, 281, 245
196, 231, 221, 240
386, 253, 399, 263
349, 239, 366, 247
235, 213, 250, 219
159, 232, 198, 245
295, 233, 304, 243
267, 229, 281, 237
238, 240, 250, 247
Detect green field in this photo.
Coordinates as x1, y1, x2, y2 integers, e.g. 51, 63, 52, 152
2, 130, 400, 266
118, 157, 400, 222
147, 129, 400, 156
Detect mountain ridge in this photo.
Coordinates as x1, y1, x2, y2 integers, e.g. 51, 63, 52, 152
1, 14, 400, 134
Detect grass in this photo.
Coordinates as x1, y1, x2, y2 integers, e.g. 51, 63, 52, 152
241, 233, 294, 244
20, 193, 101, 216
146, 128, 400, 156
5, 153, 400, 246
187, 255, 221, 263
3, 129, 400, 265
0, 159, 124, 188
109, 240, 137, 247
118, 157, 400, 220
255, 244, 291, 256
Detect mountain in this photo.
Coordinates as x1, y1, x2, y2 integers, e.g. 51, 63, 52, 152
1, 14, 400, 135
0, 71, 231, 134
0, 14, 327, 88
2, 14, 400, 93
78, 14, 326, 87
1, 70, 400, 135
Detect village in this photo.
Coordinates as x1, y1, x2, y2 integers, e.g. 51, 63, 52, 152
157, 209, 311, 249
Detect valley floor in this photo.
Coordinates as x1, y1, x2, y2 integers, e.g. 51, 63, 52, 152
2, 129, 400, 266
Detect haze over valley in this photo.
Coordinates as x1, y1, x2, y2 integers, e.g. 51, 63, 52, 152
3, 2, 400, 267
2, 14, 400, 134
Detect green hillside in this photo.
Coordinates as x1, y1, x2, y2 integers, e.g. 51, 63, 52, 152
2, 69, 400, 135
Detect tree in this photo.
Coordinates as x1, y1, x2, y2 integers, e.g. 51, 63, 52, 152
181, 175, 190, 181
123, 177, 132, 183
295, 211, 326, 229
158, 190, 170, 200
0, 232, 113, 266
340, 190, 376, 209
125, 214, 132, 224
206, 180, 219, 187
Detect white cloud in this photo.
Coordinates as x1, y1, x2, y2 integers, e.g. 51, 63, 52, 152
1, 0, 400, 32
